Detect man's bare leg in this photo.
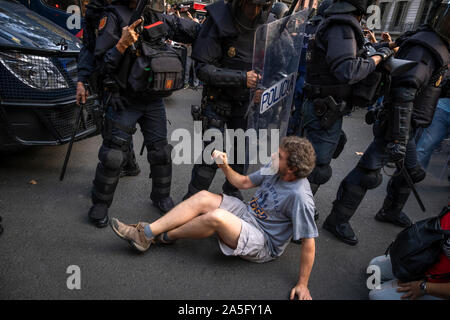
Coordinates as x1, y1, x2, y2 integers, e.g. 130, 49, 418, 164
149, 190, 223, 236
166, 209, 242, 249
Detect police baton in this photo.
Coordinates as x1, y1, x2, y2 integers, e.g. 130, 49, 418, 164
59, 102, 84, 181
395, 161, 426, 212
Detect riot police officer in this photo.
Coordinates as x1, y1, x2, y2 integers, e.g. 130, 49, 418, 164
76, 0, 140, 178
323, 0, 450, 245
271, 1, 288, 19
300, 0, 391, 212
183, 0, 274, 201
287, 0, 333, 137
87, 0, 199, 227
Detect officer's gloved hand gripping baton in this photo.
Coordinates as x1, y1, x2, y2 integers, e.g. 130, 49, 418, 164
364, 42, 418, 77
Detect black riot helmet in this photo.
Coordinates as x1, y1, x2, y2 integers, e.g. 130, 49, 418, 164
428, 0, 450, 44
325, 0, 373, 16
230, 0, 275, 31
316, 0, 333, 17
147, 0, 165, 12
271, 1, 289, 19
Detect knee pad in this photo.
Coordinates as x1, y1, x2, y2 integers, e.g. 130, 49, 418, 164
308, 163, 332, 185
358, 167, 383, 190
98, 144, 126, 171
191, 165, 217, 191
147, 140, 173, 165
408, 165, 426, 184
332, 130, 347, 159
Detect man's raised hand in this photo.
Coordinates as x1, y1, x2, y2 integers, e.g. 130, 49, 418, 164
212, 150, 228, 168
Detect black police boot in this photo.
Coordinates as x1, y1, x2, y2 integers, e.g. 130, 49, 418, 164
88, 204, 109, 228
375, 189, 412, 228
152, 196, 175, 215
182, 184, 201, 201
223, 181, 244, 201
323, 216, 358, 246
223, 189, 244, 201
120, 153, 141, 178
375, 208, 412, 228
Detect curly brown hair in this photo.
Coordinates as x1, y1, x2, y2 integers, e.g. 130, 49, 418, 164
280, 136, 316, 179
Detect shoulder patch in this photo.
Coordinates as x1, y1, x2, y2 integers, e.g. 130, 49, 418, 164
98, 16, 107, 31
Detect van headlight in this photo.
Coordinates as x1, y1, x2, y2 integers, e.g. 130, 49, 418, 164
0, 52, 69, 90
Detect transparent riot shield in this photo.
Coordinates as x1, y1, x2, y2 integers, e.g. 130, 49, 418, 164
245, 10, 310, 173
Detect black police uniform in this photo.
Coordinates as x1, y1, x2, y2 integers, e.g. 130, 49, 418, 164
77, 0, 140, 177
88, 1, 199, 227
301, 0, 380, 197
184, 0, 273, 200
287, 0, 333, 137
324, 25, 450, 245
77, 0, 104, 85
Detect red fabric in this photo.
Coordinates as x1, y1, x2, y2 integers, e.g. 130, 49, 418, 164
144, 21, 163, 29
425, 211, 450, 283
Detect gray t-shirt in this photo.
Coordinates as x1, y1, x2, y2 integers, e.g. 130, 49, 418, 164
246, 166, 318, 258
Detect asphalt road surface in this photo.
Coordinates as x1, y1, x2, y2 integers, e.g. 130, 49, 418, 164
0, 89, 448, 300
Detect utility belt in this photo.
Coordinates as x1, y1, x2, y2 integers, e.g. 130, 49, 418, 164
205, 87, 247, 119
305, 84, 352, 130
191, 88, 248, 131
304, 83, 352, 101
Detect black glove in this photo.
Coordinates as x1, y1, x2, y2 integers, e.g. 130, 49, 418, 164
386, 142, 406, 163
370, 47, 394, 62
109, 93, 126, 112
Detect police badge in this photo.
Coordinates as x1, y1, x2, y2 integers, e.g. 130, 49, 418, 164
436, 75, 443, 87
228, 46, 236, 58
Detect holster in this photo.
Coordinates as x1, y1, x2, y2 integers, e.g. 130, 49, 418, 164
313, 96, 348, 130
92, 98, 104, 134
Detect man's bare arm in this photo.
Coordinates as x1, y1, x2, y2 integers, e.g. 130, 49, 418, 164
290, 238, 315, 300
212, 150, 255, 190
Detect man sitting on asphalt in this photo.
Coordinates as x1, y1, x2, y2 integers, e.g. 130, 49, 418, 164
110, 136, 318, 300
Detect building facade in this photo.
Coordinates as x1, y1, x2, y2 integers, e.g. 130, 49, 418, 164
375, 0, 433, 35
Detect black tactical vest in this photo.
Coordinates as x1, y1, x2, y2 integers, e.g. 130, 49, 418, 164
84, 0, 109, 52
402, 31, 450, 128
201, 1, 257, 101
108, 8, 185, 97
305, 14, 366, 100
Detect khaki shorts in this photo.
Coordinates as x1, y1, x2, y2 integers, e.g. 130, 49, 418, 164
217, 194, 274, 263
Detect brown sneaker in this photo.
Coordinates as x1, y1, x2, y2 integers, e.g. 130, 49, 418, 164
110, 218, 153, 252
